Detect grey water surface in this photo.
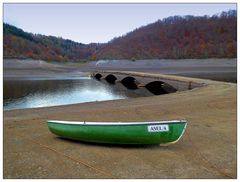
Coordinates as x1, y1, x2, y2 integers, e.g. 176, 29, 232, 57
3, 77, 152, 111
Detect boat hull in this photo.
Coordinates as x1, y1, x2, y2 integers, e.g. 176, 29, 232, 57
47, 120, 187, 145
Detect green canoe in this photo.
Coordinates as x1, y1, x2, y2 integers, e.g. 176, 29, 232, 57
47, 120, 187, 145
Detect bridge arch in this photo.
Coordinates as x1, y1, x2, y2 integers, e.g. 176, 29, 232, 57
105, 74, 117, 84
94, 73, 103, 80
145, 81, 177, 95
121, 76, 138, 89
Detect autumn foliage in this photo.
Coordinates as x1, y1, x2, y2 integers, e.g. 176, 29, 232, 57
3, 10, 237, 61
96, 10, 237, 59
3, 23, 99, 61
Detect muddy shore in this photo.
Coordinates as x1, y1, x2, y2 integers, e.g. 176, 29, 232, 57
4, 58, 237, 82
3, 59, 237, 178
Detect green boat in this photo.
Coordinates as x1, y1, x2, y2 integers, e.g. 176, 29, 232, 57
47, 120, 187, 145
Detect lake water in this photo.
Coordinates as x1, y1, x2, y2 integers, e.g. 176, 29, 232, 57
3, 77, 153, 111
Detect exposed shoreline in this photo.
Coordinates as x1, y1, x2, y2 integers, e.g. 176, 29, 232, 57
3, 58, 237, 82
3, 59, 237, 178
4, 67, 237, 179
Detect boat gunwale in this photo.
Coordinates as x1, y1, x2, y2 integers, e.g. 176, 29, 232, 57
47, 119, 187, 126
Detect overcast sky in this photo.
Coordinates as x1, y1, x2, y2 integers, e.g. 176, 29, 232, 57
4, 3, 236, 44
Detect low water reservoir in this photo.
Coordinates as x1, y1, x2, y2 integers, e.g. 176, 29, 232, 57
4, 77, 153, 110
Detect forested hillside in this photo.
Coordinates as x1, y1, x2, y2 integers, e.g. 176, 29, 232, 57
3, 10, 237, 61
96, 10, 237, 59
3, 23, 100, 61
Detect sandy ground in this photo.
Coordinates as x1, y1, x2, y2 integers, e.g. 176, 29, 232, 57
3, 59, 237, 178
83, 58, 237, 83
4, 58, 237, 82
3, 59, 88, 79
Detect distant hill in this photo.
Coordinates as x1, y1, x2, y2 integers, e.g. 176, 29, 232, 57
96, 10, 237, 59
3, 23, 100, 61
3, 10, 237, 61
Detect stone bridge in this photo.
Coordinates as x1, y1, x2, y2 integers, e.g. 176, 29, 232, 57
91, 71, 205, 95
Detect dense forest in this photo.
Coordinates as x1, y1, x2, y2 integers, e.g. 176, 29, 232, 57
3, 10, 237, 61
3, 23, 100, 61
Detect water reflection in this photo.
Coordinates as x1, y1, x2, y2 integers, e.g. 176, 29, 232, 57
4, 77, 153, 110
